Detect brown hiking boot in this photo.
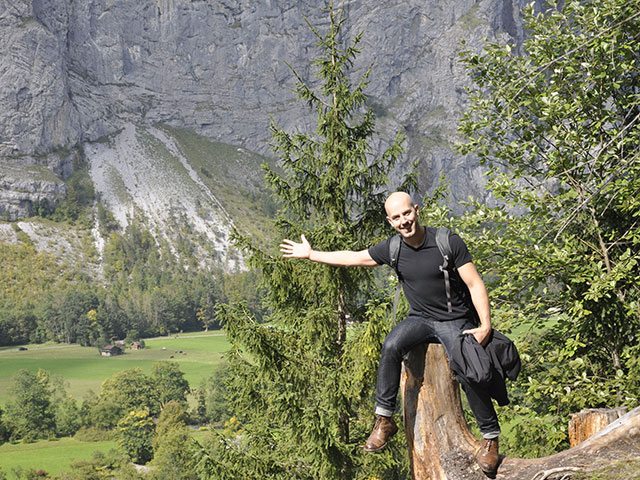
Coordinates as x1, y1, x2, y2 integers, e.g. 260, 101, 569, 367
476, 437, 499, 473
364, 415, 398, 452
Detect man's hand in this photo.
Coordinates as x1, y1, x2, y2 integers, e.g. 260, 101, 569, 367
280, 234, 311, 259
463, 326, 492, 346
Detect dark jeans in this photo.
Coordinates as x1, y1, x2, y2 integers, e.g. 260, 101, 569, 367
374, 314, 501, 438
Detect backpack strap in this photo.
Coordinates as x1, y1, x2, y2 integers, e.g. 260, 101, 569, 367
435, 227, 454, 313
389, 234, 402, 279
389, 234, 402, 326
436, 227, 481, 325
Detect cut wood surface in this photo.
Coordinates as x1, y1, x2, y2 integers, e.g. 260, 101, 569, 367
568, 407, 628, 447
400, 343, 640, 480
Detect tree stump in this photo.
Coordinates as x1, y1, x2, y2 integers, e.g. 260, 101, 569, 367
400, 343, 640, 480
568, 407, 628, 447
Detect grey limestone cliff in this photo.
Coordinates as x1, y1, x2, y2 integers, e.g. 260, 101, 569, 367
0, 0, 527, 221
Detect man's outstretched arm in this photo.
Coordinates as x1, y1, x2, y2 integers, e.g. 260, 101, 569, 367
280, 234, 379, 267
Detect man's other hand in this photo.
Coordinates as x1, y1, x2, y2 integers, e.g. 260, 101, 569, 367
280, 234, 311, 259
463, 326, 492, 346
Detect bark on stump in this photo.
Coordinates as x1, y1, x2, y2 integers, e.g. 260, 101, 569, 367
400, 343, 640, 480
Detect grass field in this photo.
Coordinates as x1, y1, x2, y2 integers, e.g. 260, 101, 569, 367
0, 437, 118, 477
0, 430, 216, 478
0, 331, 231, 405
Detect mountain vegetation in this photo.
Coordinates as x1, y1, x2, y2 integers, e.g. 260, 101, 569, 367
0, 214, 265, 347
0, 0, 638, 479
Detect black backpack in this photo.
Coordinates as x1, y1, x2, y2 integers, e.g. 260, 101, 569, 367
389, 227, 479, 326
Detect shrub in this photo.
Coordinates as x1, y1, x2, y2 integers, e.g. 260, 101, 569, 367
116, 410, 154, 464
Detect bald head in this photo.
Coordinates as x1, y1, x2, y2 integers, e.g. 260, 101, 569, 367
384, 192, 414, 216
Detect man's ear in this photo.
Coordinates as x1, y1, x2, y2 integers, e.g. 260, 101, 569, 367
414, 205, 420, 216
385, 216, 392, 226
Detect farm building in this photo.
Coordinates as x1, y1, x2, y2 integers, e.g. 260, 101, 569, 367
101, 345, 123, 357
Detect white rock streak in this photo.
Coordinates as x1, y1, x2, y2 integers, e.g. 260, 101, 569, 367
85, 123, 237, 268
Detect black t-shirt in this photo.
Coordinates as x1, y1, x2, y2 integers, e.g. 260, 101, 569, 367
368, 226, 473, 320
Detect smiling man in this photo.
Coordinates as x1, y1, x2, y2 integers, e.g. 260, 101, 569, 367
279, 191, 501, 474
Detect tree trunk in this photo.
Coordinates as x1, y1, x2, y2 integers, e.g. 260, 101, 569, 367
400, 343, 640, 480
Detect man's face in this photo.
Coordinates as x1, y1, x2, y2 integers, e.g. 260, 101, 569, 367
386, 197, 420, 239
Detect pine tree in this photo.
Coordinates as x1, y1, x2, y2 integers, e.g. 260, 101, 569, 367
208, 3, 414, 479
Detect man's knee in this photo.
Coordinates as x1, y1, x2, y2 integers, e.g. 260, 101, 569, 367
380, 335, 405, 360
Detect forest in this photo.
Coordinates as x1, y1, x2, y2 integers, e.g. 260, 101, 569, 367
1, 0, 639, 478
0, 212, 263, 349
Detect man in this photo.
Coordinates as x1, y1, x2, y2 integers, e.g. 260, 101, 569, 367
279, 191, 500, 474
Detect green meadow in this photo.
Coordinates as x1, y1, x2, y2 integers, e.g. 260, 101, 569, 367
0, 331, 230, 405
0, 437, 118, 477
0, 429, 214, 477
0, 332, 228, 476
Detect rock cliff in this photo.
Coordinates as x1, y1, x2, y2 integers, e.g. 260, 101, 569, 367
0, 0, 529, 245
